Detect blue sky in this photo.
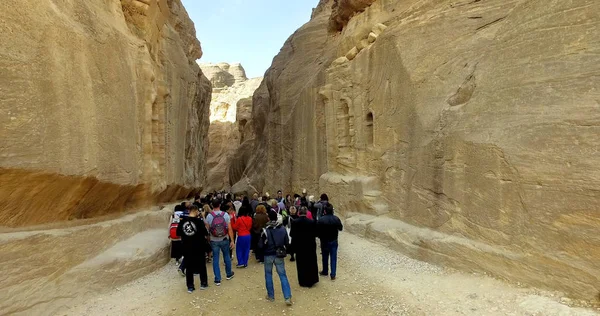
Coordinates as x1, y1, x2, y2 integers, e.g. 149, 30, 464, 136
182, 0, 318, 78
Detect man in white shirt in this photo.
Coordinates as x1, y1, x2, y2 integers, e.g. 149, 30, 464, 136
233, 195, 243, 213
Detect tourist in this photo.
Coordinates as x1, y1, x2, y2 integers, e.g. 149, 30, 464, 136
169, 205, 185, 266
298, 197, 314, 220
233, 195, 243, 213
284, 206, 298, 229
239, 196, 252, 216
317, 203, 343, 280
250, 193, 260, 215
177, 205, 209, 293
193, 195, 202, 209
205, 199, 235, 285
314, 193, 329, 221
290, 206, 319, 287
224, 203, 236, 260
232, 205, 252, 268
276, 190, 284, 203
200, 204, 212, 262
293, 194, 301, 208
277, 198, 287, 216
252, 205, 269, 262
259, 211, 293, 306
202, 204, 211, 219
284, 206, 299, 261
285, 194, 293, 210
269, 200, 283, 224
260, 195, 272, 213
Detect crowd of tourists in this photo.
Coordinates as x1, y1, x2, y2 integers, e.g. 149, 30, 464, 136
168, 189, 343, 306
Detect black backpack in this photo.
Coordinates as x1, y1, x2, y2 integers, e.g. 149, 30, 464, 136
267, 228, 287, 258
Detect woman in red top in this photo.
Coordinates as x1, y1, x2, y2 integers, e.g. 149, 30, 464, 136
232, 200, 253, 268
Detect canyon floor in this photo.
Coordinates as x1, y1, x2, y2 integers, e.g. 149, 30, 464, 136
64, 232, 599, 316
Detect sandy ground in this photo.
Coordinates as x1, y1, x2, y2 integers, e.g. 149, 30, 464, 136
64, 232, 599, 316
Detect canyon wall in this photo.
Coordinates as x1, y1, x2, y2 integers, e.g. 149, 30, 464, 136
235, 0, 600, 300
0, 0, 207, 313
0, 0, 211, 227
199, 63, 262, 192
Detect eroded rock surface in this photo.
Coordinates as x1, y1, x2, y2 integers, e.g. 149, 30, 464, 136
0, 208, 171, 315
234, 0, 600, 300
199, 63, 262, 192
0, 0, 211, 227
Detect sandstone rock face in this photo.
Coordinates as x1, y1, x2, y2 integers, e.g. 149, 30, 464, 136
199, 63, 262, 192
0, 208, 171, 315
235, 0, 600, 300
0, 0, 210, 227
328, 0, 377, 32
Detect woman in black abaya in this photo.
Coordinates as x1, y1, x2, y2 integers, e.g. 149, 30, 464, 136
289, 206, 319, 288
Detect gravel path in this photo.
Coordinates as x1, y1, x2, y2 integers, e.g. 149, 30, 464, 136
64, 232, 599, 316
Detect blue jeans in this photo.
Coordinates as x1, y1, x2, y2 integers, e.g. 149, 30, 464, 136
211, 239, 233, 282
236, 235, 251, 266
264, 255, 292, 299
321, 240, 338, 277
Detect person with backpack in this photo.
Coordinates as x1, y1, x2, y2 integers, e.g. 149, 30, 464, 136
169, 205, 185, 265
259, 211, 293, 306
176, 205, 209, 293
252, 205, 269, 262
283, 206, 299, 261
314, 193, 330, 221
317, 203, 343, 280
205, 199, 235, 285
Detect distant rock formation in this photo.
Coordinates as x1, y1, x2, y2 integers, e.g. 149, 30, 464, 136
231, 0, 600, 301
199, 63, 262, 192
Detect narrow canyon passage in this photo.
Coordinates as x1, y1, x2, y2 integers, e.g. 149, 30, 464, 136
64, 232, 597, 316
2, 0, 600, 314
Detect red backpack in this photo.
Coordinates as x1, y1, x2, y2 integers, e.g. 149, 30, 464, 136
169, 222, 179, 239
209, 212, 228, 237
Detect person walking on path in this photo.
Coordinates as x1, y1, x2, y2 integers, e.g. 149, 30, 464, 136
232, 206, 252, 268
317, 204, 343, 280
314, 193, 330, 221
259, 211, 293, 306
252, 205, 269, 262
224, 203, 237, 260
290, 206, 319, 287
169, 205, 185, 266
176, 205, 209, 293
205, 199, 235, 285
250, 193, 260, 215
284, 206, 299, 261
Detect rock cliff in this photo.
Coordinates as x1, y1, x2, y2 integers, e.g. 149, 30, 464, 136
0, 0, 211, 227
234, 0, 600, 300
199, 63, 262, 192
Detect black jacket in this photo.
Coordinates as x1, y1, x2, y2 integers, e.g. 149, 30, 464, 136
317, 214, 343, 243
177, 216, 208, 256
290, 216, 317, 247
259, 222, 289, 256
